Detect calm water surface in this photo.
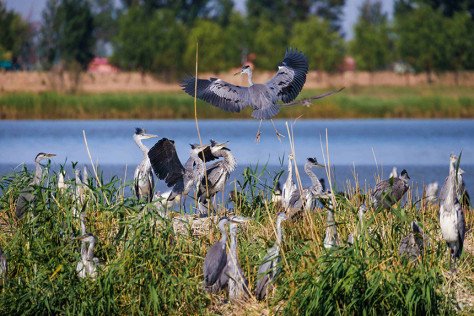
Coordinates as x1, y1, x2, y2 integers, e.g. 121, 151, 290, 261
1, 119, 473, 200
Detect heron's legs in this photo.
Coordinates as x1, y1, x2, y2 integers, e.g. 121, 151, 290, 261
255, 119, 263, 143
271, 119, 284, 142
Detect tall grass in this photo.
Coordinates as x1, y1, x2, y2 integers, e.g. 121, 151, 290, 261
1, 85, 473, 119
0, 159, 472, 314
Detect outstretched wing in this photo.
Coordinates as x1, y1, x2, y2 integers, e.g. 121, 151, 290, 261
280, 87, 345, 107
181, 75, 249, 113
148, 138, 184, 188
264, 47, 309, 103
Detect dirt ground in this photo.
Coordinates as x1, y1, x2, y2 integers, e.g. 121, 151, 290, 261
0, 70, 473, 93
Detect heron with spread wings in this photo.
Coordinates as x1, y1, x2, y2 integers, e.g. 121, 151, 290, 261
148, 138, 213, 211
181, 47, 342, 142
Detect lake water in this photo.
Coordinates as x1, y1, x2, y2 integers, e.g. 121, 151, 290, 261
1, 119, 473, 203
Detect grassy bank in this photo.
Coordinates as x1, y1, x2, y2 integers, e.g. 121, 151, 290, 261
1, 86, 473, 119
0, 161, 472, 314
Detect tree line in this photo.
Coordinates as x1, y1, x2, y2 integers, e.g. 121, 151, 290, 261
0, 0, 473, 83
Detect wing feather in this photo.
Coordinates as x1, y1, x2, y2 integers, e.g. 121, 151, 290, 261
181, 75, 249, 113
264, 47, 308, 103
148, 138, 185, 188
203, 241, 227, 287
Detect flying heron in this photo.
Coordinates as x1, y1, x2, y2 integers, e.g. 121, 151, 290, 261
255, 212, 290, 300
371, 169, 410, 210
398, 221, 430, 264
74, 232, 100, 279
133, 128, 158, 202
148, 138, 213, 211
288, 157, 325, 211
15, 152, 56, 221
197, 140, 237, 215
281, 153, 297, 210
181, 48, 342, 142
439, 154, 466, 272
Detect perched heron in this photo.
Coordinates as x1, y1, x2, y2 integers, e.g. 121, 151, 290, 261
15, 152, 56, 221
197, 140, 237, 215
74, 233, 100, 279
439, 159, 468, 206
0, 245, 7, 281
389, 166, 398, 178
58, 171, 69, 192
398, 221, 430, 263
324, 204, 338, 249
282, 154, 297, 210
203, 216, 238, 292
348, 204, 369, 245
425, 181, 439, 204
133, 128, 158, 202
288, 157, 325, 210
255, 212, 290, 300
271, 182, 282, 207
439, 154, 466, 272
75, 166, 90, 204
182, 48, 339, 142
211, 216, 253, 299
148, 138, 212, 210
371, 169, 410, 210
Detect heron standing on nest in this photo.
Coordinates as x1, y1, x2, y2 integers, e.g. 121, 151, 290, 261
133, 128, 158, 202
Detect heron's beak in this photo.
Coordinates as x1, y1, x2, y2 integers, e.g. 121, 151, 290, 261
144, 134, 158, 139
46, 154, 56, 158
234, 70, 243, 76
73, 235, 86, 240
315, 164, 325, 168
199, 144, 209, 150
231, 216, 253, 223
216, 142, 229, 149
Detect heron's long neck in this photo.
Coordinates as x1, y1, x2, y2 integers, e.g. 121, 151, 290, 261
218, 222, 228, 244
221, 151, 237, 173
190, 151, 205, 177
33, 158, 43, 185
87, 239, 95, 260
445, 168, 458, 206
246, 71, 254, 86
276, 218, 283, 245
81, 241, 87, 260
81, 218, 86, 235
230, 228, 238, 262
305, 163, 322, 193
134, 136, 149, 157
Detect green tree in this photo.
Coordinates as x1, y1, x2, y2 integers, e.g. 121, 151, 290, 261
39, 0, 61, 70
252, 18, 288, 70
291, 16, 344, 71
0, 2, 29, 62
349, 0, 393, 72
90, 0, 120, 56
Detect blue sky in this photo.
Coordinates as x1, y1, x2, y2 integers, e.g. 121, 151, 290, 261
4, 0, 394, 40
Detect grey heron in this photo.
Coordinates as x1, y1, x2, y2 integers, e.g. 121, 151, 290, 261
0, 245, 7, 282
212, 216, 253, 299
371, 169, 410, 210
255, 212, 290, 300
133, 128, 158, 202
288, 157, 325, 211
203, 216, 238, 292
181, 48, 313, 141
271, 182, 282, 207
197, 140, 237, 215
398, 221, 430, 263
148, 138, 212, 210
74, 233, 100, 279
15, 152, 56, 221
439, 158, 470, 207
282, 153, 297, 210
439, 154, 466, 272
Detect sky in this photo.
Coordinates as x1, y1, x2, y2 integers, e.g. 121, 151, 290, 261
3, 0, 394, 40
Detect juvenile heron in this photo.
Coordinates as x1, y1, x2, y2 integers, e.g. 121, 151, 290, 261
324, 204, 338, 249
389, 166, 398, 178
255, 212, 290, 300
425, 181, 439, 204
15, 152, 56, 221
133, 128, 158, 202
148, 138, 212, 210
398, 221, 430, 263
282, 153, 297, 210
203, 216, 238, 292
197, 140, 237, 215
213, 216, 253, 299
288, 157, 325, 210
439, 154, 466, 272
182, 48, 340, 142
371, 169, 410, 210
74, 233, 100, 279
271, 182, 282, 207
439, 160, 469, 206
